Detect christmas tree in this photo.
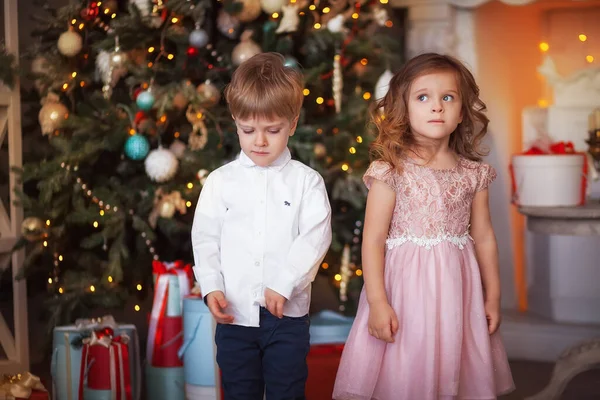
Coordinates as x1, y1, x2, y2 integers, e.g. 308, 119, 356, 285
14, 0, 403, 328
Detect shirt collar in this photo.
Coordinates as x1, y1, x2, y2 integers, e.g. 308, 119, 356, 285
238, 148, 291, 171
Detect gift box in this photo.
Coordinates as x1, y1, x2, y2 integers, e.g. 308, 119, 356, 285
1, 372, 48, 400
151, 260, 193, 316
309, 310, 354, 345
148, 315, 184, 368
51, 316, 141, 400
510, 140, 588, 207
306, 344, 345, 400
77, 329, 132, 400
178, 296, 221, 399
145, 365, 185, 400
147, 260, 192, 367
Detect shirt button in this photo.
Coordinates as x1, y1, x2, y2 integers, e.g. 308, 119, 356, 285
254, 261, 260, 267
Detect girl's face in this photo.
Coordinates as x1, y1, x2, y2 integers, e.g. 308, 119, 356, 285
407, 71, 463, 146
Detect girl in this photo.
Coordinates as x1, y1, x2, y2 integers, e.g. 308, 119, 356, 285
332, 53, 515, 400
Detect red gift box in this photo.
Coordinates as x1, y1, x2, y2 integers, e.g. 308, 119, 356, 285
148, 315, 184, 367
78, 330, 132, 400
306, 344, 345, 400
147, 260, 191, 367
17, 389, 49, 400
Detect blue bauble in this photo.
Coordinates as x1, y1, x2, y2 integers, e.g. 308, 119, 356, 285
136, 90, 155, 111
189, 29, 209, 48
284, 56, 299, 68
124, 134, 150, 161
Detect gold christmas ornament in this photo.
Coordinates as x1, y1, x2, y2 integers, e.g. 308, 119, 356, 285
196, 81, 221, 108
260, 0, 286, 14
39, 93, 69, 135
21, 217, 46, 241
57, 29, 83, 57
172, 92, 189, 111
235, 0, 262, 22
314, 143, 327, 158
232, 31, 262, 66
159, 200, 176, 219
148, 189, 187, 228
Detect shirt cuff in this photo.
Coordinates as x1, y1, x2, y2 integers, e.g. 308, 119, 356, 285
196, 276, 225, 299
266, 268, 298, 300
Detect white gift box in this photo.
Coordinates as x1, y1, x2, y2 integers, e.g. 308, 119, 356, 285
511, 154, 587, 207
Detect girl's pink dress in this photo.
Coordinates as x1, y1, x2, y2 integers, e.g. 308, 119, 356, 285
333, 158, 515, 400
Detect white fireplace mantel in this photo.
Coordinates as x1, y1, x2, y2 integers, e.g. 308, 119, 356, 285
392, 0, 537, 75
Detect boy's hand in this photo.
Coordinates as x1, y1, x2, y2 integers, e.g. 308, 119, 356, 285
206, 291, 234, 324
367, 300, 398, 343
264, 288, 286, 318
485, 298, 501, 334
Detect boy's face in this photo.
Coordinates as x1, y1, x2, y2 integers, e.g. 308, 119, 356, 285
234, 115, 298, 167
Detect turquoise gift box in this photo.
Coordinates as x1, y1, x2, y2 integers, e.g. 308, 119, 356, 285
50, 317, 141, 400
145, 365, 185, 400
178, 296, 220, 390
309, 310, 355, 344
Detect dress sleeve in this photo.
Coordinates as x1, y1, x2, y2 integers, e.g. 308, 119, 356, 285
476, 163, 497, 192
363, 160, 397, 190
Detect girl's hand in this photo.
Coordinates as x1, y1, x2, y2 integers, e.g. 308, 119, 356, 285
485, 298, 501, 334
367, 301, 399, 343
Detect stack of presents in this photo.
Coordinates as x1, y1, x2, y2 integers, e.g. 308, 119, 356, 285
44, 260, 354, 400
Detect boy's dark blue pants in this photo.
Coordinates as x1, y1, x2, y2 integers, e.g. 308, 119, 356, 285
215, 307, 310, 400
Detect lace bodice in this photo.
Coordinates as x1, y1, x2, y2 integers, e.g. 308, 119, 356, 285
364, 158, 496, 249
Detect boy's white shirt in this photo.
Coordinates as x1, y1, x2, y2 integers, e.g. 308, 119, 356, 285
191, 148, 332, 327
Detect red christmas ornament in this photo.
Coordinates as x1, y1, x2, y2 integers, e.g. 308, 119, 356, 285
133, 87, 143, 100
134, 111, 147, 125
81, 2, 100, 20
187, 46, 199, 57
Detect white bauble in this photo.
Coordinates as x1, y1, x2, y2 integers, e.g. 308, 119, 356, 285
260, 0, 286, 14
169, 139, 187, 159
326, 14, 345, 33
144, 147, 179, 182
375, 69, 394, 101
57, 30, 83, 57
232, 31, 262, 66
217, 10, 241, 39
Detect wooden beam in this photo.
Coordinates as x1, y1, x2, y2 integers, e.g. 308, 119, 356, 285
1, 0, 29, 374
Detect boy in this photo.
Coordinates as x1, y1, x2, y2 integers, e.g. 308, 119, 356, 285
191, 52, 332, 400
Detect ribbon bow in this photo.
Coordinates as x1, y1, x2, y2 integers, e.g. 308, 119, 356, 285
75, 315, 117, 331
82, 328, 130, 348
1, 372, 46, 400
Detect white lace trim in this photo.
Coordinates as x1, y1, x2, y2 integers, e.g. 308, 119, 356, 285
386, 232, 472, 250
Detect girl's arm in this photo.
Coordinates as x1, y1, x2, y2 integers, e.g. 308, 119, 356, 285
470, 187, 502, 333
362, 180, 396, 306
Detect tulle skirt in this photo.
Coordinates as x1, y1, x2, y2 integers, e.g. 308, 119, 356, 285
332, 242, 515, 400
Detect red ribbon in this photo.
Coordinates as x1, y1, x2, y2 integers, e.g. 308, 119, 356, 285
152, 260, 193, 282
522, 140, 575, 155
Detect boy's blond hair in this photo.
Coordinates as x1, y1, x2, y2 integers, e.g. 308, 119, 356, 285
224, 52, 304, 121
